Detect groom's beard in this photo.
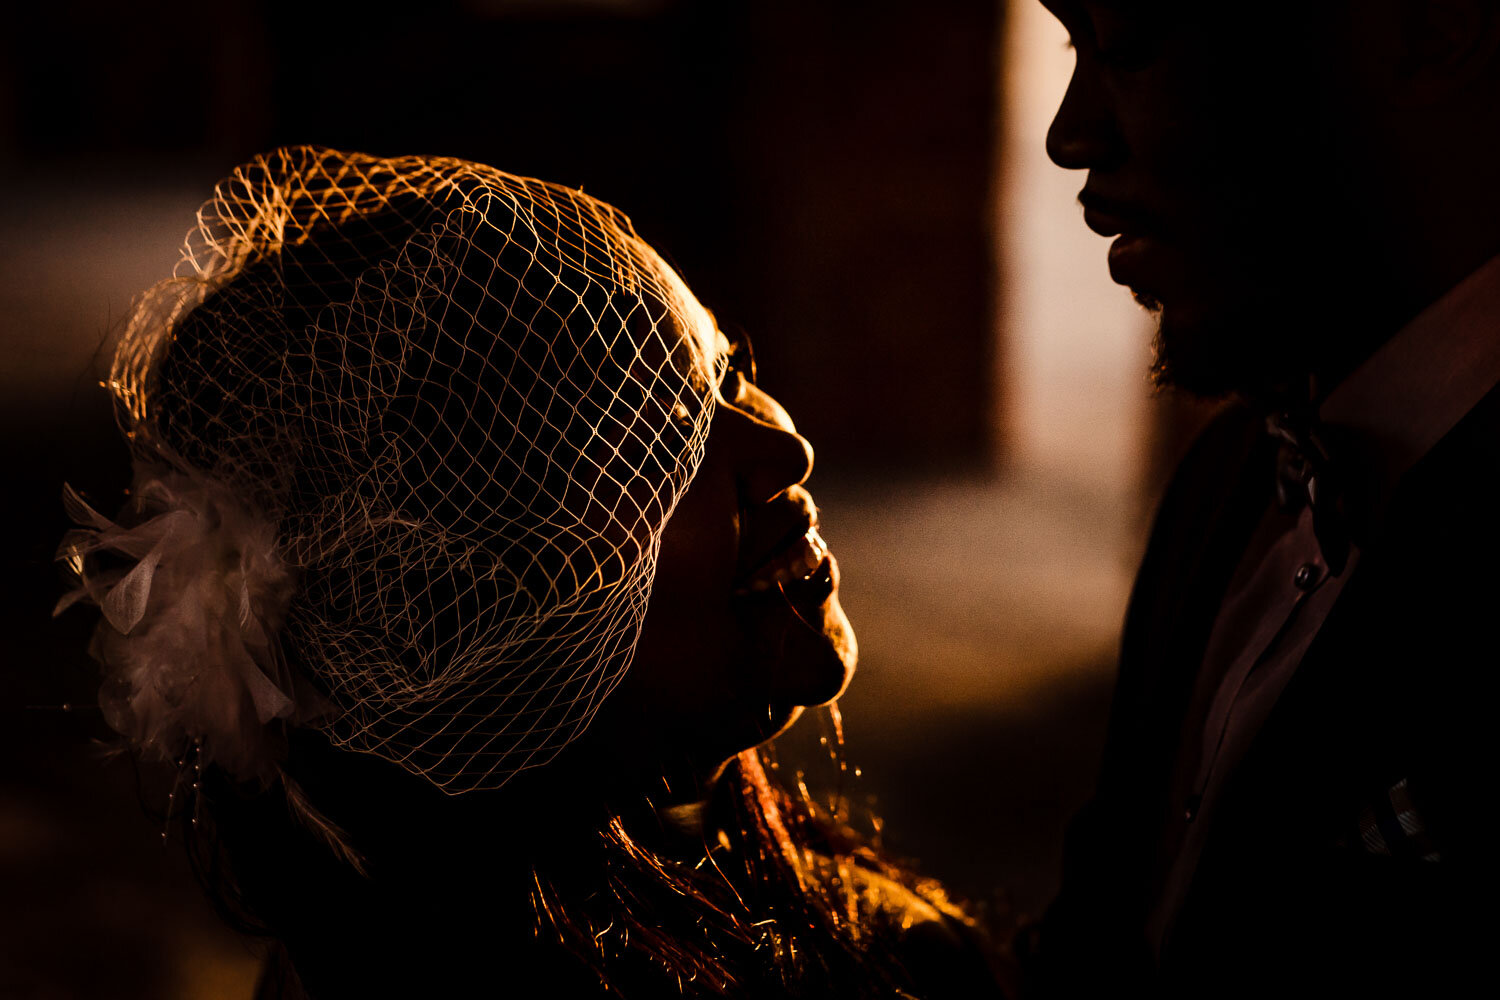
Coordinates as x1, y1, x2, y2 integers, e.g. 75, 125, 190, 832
1144, 294, 1301, 401
1144, 264, 1391, 402
1146, 298, 1301, 401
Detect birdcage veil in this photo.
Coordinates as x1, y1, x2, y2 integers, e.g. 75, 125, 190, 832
62, 146, 725, 793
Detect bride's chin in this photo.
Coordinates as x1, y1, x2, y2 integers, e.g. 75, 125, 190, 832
736, 566, 856, 706
769, 592, 856, 707
738, 613, 855, 754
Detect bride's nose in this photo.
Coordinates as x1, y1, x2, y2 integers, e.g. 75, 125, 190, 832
714, 394, 814, 503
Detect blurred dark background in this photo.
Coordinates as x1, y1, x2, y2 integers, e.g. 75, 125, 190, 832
1, 2, 1212, 995
3, 0, 996, 467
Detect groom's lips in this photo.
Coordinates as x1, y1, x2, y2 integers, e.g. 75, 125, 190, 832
1078, 188, 1159, 237
1079, 190, 1171, 297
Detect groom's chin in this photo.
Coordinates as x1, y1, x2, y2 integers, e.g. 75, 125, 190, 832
1148, 307, 1237, 400
1146, 294, 1297, 401
1119, 272, 1249, 400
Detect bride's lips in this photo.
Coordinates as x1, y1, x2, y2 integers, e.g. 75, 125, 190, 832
733, 524, 830, 596
777, 549, 839, 622
731, 519, 853, 708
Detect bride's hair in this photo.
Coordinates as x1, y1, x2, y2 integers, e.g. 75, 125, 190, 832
193, 730, 960, 997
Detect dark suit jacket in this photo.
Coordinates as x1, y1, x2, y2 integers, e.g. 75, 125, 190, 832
1027, 389, 1500, 997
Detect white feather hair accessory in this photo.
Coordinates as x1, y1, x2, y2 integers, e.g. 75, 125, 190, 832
56, 463, 309, 779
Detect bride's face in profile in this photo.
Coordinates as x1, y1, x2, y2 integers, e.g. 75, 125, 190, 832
601, 330, 857, 773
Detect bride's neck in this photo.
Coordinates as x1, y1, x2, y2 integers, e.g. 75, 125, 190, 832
507, 735, 732, 852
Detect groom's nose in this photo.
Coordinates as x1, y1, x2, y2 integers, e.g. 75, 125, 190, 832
1046, 63, 1126, 172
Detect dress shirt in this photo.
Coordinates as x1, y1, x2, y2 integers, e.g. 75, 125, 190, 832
1146, 251, 1500, 955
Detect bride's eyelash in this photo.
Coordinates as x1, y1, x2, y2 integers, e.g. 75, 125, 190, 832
718, 368, 750, 407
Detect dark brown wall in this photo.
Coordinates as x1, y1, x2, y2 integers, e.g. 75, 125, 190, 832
4, 0, 999, 473
723, 3, 1000, 470
1, 5, 1003, 993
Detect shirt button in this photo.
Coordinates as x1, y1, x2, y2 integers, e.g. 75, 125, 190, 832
1184, 793, 1202, 822
1293, 562, 1322, 591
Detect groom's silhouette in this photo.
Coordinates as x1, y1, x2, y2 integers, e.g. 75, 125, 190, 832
1027, 1, 1500, 995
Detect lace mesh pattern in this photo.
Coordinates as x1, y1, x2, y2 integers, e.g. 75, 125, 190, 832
108, 146, 723, 792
